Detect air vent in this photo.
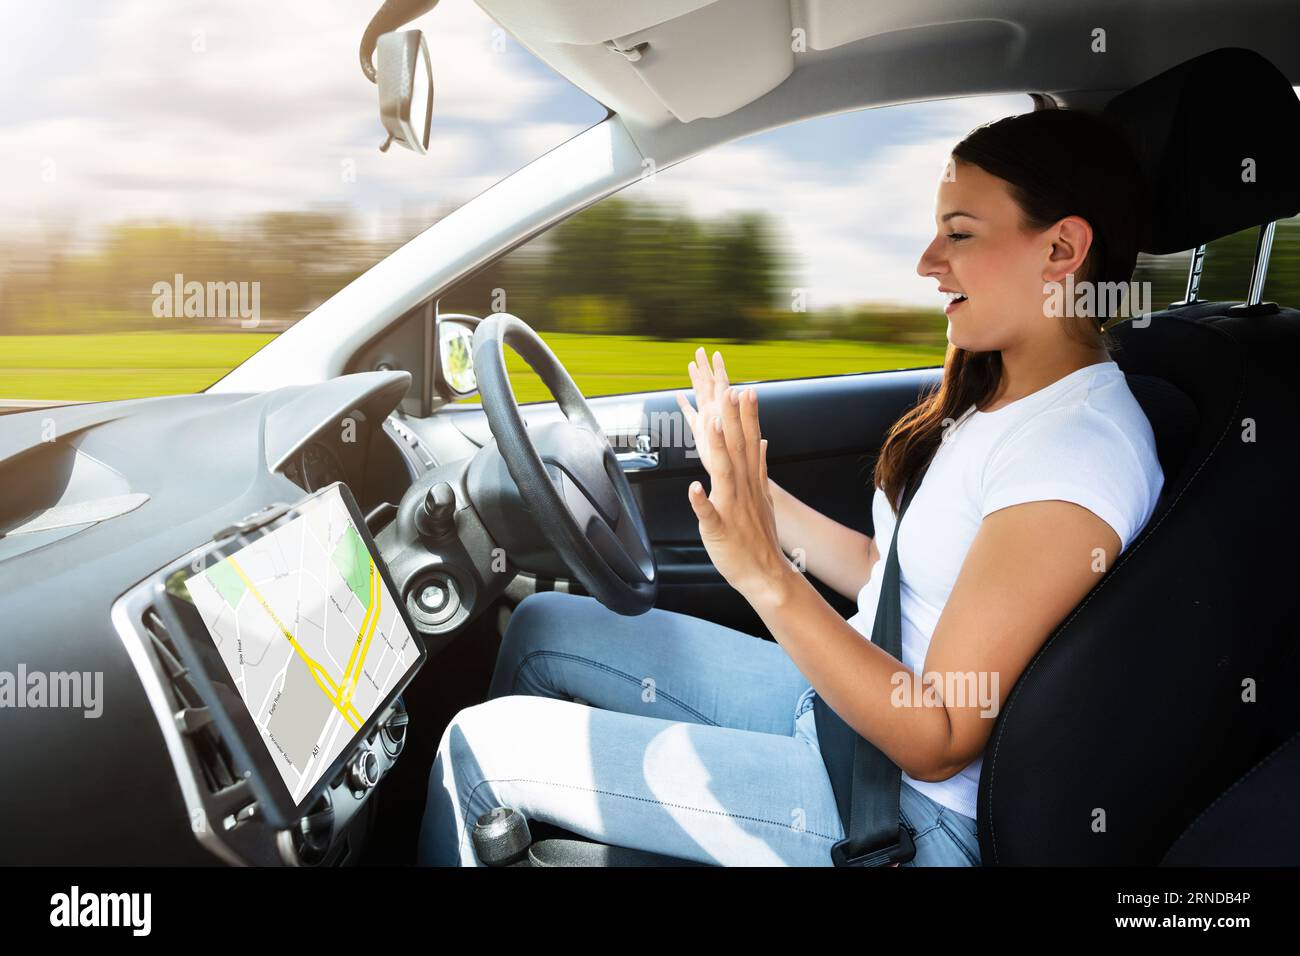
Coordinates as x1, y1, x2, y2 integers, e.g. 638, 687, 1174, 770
113, 581, 278, 864
387, 415, 436, 469
141, 606, 240, 793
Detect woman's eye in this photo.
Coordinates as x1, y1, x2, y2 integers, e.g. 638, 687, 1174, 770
946, 232, 970, 241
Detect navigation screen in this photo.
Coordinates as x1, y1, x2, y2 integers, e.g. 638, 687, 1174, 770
184, 485, 418, 805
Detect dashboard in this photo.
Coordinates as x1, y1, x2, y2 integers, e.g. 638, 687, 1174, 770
0, 365, 595, 865
0, 371, 426, 865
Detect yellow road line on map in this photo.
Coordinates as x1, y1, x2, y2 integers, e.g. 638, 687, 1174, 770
340, 562, 375, 686
334, 562, 375, 725
337, 564, 375, 725
226, 556, 360, 732
338, 564, 381, 713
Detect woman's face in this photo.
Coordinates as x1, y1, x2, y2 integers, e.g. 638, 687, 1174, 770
915, 158, 1083, 352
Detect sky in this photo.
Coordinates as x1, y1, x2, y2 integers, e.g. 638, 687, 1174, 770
0, 0, 1031, 308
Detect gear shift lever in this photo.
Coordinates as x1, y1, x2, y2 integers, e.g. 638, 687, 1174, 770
471, 806, 532, 866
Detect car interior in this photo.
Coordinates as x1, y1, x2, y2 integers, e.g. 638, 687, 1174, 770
1, 1, 1299, 868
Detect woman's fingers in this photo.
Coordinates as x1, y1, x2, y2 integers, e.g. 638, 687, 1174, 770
689, 348, 746, 475
693, 347, 714, 402
687, 362, 704, 416
690, 346, 736, 412
759, 438, 776, 518
674, 388, 696, 427
719, 386, 750, 487
676, 390, 707, 464
703, 411, 734, 496
738, 387, 762, 476
687, 479, 722, 536
712, 350, 730, 393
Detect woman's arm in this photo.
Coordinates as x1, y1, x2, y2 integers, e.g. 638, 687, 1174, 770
687, 383, 1120, 782
747, 497, 1118, 781
767, 478, 879, 602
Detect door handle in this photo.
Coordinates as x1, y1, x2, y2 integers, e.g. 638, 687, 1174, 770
614, 433, 659, 472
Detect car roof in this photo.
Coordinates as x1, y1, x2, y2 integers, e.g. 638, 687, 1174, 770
475, 0, 1300, 165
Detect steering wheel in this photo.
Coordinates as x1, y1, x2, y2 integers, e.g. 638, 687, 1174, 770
471, 313, 657, 615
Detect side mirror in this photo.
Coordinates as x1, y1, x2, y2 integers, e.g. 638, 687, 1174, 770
376, 30, 433, 154
435, 315, 479, 399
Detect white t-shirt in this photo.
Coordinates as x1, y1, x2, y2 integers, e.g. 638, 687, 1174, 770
794, 359, 1165, 820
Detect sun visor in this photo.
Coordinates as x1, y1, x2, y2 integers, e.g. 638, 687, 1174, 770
602, 0, 795, 123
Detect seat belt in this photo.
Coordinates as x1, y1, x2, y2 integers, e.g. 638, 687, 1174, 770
813, 452, 933, 866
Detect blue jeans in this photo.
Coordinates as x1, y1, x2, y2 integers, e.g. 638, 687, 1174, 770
417, 591, 981, 867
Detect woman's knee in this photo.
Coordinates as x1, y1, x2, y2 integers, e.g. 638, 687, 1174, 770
424, 700, 519, 866
435, 701, 484, 771
432, 698, 523, 801
491, 592, 596, 696
502, 591, 592, 646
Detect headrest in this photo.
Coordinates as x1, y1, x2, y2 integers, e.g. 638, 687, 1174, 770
1104, 48, 1300, 254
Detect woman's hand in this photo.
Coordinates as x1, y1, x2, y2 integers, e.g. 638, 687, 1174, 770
675, 347, 733, 472
686, 383, 794, 603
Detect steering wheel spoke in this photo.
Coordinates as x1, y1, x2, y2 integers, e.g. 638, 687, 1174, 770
547, 460, 654, 584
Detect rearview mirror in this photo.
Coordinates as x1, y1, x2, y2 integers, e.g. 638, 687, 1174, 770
376, 30, 433, 154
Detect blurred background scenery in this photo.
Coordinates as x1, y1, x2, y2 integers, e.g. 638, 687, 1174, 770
2, 1, 1298, 404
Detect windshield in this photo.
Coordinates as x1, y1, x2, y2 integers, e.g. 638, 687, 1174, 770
0, 0, 606, 404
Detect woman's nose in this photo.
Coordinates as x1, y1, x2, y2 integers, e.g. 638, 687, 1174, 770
916, 237, 946, 279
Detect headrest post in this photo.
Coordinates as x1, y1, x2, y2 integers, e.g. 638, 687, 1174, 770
1170, 244, 1206, 309
1246, 222, 1277, 307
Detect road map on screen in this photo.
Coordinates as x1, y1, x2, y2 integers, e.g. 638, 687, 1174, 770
185, 485, 416, 803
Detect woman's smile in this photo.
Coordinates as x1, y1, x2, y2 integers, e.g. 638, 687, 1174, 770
941, 290, 969, 315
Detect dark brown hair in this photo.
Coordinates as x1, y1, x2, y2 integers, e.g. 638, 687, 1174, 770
872, 107, 1148, 514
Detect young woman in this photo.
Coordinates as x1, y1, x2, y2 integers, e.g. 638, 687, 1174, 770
418, 107, 1165, 867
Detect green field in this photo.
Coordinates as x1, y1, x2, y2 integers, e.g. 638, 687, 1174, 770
0, 331, 947, 404
0, 332, 279, 401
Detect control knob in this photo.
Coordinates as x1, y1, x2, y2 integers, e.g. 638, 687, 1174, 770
348, 748, 380, 792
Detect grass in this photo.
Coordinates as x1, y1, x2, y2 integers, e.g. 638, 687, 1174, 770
0, 332, 278, 401
0, 331, 947, 404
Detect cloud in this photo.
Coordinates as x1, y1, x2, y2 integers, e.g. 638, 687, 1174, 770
0, 0, 578, 239
623, 94, 1027, 307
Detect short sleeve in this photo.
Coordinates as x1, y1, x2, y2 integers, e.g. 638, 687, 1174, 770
980, 406, 1149, 552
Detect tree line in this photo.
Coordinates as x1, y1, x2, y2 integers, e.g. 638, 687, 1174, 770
2, 194, 1296, 344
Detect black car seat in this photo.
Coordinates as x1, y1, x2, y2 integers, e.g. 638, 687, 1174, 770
978, 47, 1300, 864
500, 48, 1300, 867
1161, 726, 1300, 866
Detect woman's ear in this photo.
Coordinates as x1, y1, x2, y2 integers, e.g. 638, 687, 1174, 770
1042, 215, 1093, 284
